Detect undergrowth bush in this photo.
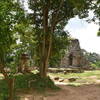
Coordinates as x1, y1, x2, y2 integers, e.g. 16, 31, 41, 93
0, 73, 59, 99
0, 80, 8, 100
30, 74, 59, 91
15, 73, 59, 91
91, 61, 100, 69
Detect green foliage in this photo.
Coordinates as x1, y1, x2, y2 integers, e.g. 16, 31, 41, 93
30, 74, 59, 91
97, 31, 100, 36
82, 50, 100, 69
27, 0, 93, 69
50, 31, 70, 67
15, 73, 31, 89
0, 1, 27, 99
0, 73, 59, 99
0, 80, 9, 100
1, 0, 100, 98
14, 73, 59, 91
82, 50, 100, 63
93, 1, 100, 19
0, 0, 25, 64
91, 61, 100, 68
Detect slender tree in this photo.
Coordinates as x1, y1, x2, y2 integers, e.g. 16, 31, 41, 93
27, 0, 93, 77
0, 0, 25, 99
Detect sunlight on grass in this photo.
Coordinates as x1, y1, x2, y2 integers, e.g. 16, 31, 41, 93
66, 83, 82, 87
49, 70, 100, 78
49, 70, 100, 86
0, 74, 4, 80
31, 70, 39, 74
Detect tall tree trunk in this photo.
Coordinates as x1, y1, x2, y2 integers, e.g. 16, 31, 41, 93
40, 34, 46, 77
8, 78, 15, 100
0, 63, 14, 100
39, 0, 54, 78
40, 33, 53, 77
44, 34, 52, 77
40, 5, 49, 78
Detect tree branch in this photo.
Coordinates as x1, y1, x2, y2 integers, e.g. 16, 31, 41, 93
51, 0, 64, 32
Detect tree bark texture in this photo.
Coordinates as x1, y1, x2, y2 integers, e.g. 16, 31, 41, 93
0, 63, 15, 100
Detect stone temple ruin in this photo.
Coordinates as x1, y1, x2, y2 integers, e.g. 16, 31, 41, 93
60, 39, 90, 69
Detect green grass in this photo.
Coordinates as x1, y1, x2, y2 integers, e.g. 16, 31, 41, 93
66, 83, 82, 87
0, 74, 4, 79
49, 70, 100, 78
49, 70, 100, 86
0, 70, 100, 99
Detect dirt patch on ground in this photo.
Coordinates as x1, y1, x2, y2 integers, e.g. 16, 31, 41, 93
19, 84, 100, 100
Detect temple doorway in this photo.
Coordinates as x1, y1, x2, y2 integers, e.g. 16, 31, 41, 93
68, 54, 73, 66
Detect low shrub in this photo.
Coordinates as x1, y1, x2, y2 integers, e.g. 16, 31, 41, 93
30, 75, 59, 91
0, 73, 59, 99
0, 80, 8, 100
15, 73, 59, 91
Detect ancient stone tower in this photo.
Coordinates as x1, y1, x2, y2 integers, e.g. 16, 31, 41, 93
60, 39, 89, 68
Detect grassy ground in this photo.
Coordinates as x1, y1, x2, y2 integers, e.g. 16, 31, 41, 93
49, 70, 100, 86
17, 70, 100, 100
0, 70, 100, 99
0, 72, 59, 99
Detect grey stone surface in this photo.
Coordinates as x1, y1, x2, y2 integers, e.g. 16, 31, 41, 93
60, 39, 90, 69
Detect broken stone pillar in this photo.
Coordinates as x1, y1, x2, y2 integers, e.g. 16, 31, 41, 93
18, 54, 30, 73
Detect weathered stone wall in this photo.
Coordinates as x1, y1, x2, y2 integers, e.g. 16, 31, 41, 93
60, 39, 90, 68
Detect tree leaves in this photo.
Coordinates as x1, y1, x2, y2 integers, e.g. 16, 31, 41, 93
0, 0, 25, 66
